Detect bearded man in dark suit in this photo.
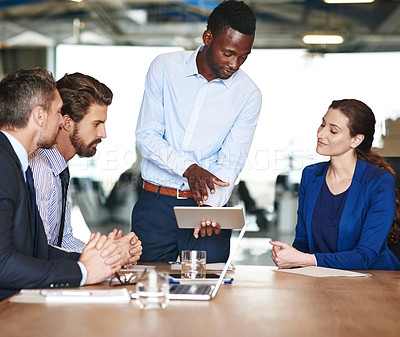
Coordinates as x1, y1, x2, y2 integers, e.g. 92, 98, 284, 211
0, 68, 136, 300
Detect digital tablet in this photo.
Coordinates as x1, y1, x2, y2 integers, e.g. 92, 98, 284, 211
173, 206, 245, 229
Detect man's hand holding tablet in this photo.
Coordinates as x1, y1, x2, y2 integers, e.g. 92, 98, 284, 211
173, 206, 245, 238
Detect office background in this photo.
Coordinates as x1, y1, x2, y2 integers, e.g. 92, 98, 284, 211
1, 0, 400, 266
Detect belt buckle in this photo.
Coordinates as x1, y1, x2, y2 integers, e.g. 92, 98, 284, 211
176, 189, 187, 199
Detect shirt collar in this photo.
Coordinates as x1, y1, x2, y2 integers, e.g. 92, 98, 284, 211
184, 45, 238, 88
35, 147, 68, 176
1, 130, 28, 172
185, 45, 202, 77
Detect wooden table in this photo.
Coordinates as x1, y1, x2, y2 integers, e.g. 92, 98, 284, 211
1, 265, 399, 337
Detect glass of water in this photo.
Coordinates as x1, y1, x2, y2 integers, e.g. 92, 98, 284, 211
136, 270, 169, 309
181, 250, 207, 279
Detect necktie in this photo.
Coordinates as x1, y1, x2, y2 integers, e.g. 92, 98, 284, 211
57, 167, 70, 247
26, 166, 38, 246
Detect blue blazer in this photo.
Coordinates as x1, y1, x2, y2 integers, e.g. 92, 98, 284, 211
293, 160, 400, 270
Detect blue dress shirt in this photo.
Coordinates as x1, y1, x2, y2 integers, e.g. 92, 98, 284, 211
136, 45, 262, 206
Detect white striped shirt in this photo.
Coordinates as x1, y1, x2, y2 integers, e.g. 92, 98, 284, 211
29, 148, 86, 253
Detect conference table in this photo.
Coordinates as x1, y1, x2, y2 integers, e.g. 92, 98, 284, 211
0, 264, 399, 337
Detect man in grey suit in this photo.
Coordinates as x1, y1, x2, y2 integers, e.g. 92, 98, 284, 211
0, 68, 138, 300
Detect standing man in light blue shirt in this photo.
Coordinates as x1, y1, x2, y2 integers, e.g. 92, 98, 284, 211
132, 0, 262, 263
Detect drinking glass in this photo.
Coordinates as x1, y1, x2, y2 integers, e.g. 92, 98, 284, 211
136, 270, 169, 309
181, 250, 206, 279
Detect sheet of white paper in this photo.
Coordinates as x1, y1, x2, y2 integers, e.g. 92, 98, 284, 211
11, 288, 131, 304
9, 290, 46, 303
275, 266, 371, 277
125, 264, 156, 272
170, 262, 235, 271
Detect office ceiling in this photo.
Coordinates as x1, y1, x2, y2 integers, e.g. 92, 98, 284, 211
1, 0, 400, 53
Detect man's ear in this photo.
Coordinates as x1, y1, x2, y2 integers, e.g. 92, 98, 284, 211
202, 29, 213, 47
351, 134, 365, 149
31, 105, 46, 127
60, 114, 74, 132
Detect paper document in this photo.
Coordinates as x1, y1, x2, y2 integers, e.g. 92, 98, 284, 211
125, 264, 156, 271
11, 288, 131, 304
275, 266, 371, 277
170, 262, 235, 271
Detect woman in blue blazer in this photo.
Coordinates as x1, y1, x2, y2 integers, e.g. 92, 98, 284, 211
270, 99, 400, 270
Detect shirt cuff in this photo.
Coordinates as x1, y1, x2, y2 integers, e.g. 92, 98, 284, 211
313, 254, 318, 266
204, 184, 235, 207
77, 261, 87, 286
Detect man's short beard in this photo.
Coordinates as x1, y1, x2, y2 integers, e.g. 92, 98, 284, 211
205, 48, 223, 79
37, 133, 58, 149
70, 126, 99, 158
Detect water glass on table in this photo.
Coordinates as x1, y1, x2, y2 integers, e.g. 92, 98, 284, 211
181, 250, 206, 279
136, 270, 169, 309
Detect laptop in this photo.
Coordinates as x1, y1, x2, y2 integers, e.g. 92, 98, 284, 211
168, 222, 247, 301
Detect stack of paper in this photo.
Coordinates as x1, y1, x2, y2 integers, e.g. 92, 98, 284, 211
126, 264, 156, 272
11, 288, 131, 304
275, 266, 371, 277
170, 262, 235, 271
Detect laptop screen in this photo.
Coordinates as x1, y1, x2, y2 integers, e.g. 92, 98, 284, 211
211, 224, 247, 298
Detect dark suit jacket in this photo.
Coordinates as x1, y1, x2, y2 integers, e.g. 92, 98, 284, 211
0, 133, 82, 300
293, 160, 400, 270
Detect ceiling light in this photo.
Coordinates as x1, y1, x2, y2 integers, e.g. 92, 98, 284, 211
302, 34, 344, 45
324, 0, 375, 3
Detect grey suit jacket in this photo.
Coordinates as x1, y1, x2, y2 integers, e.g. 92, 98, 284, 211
0, 132, 82, 300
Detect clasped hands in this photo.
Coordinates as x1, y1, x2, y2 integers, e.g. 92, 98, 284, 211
269, 241, 315, 269
79, 229, 142, 285
183, 164, 229, 239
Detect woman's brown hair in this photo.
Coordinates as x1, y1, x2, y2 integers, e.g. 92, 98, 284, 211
330, 99, 400, 244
